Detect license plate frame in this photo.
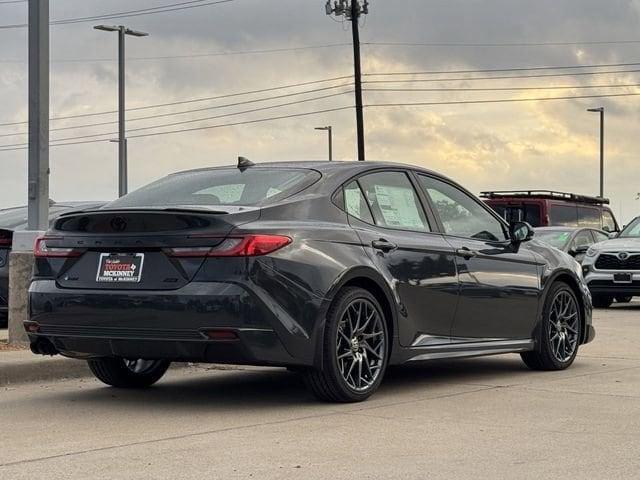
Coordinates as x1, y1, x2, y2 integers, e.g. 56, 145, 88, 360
96, 253, 145, 284
613, 273, 633, 284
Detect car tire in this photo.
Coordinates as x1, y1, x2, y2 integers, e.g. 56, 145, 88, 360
615, 296, 633, 304
0, 313, 7, 329
303, 287, 389, 403
87, 358, 170, 388
592, 295, 614, 309
521, 282, 582, 371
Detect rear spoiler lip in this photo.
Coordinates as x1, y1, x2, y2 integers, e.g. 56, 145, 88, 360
57, 205, 259, 217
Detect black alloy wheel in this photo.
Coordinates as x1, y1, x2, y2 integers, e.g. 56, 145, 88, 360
304, 287, 389, 402
521, 282, 582, 371
88, 357, 171, 388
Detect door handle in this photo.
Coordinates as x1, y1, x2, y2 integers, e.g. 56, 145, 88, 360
372, 239, 397, 253
456, 247, 478, 259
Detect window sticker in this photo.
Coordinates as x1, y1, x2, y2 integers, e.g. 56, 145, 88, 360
371, 185, 425, 230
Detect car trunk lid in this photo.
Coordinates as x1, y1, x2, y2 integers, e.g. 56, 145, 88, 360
38, 208, 259, 291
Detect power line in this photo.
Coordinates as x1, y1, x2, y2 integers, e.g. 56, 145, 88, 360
0, 106, 355, 152
363, 61, 640, 77
365, 83, 640, 93
0, 91, 354, 147
0, 83, 355, 138
0, 0, 234, 30
365, 92, 640, 108
364, 40, 640, 48
362, 68, 640, 84
0, 43, 352, 64
3, 90, 640, 154
0, 75, 353, 126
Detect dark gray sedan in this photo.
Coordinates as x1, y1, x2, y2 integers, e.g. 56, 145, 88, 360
26, 161, 594, 402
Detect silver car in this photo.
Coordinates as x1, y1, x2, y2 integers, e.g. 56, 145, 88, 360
582, 216, 640, 308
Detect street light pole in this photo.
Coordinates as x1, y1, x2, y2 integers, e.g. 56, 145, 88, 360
315, 126, 333, 161
94, 25, 148, 197
587, 107, 605, 198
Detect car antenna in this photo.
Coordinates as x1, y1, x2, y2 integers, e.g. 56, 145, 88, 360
237, 156, 255, 172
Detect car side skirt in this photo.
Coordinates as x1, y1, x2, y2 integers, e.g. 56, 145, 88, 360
395, 339, 534, 363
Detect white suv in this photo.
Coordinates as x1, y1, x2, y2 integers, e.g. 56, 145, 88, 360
582, 216, 640, 308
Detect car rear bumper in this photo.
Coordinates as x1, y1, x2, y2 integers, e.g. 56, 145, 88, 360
27, 280, 317, 367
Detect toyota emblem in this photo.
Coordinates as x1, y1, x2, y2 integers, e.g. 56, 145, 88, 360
618, 252, 630, 261
110, 217, 128, 232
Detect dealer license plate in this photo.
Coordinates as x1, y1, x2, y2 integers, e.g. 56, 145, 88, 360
96, 253, 144, 283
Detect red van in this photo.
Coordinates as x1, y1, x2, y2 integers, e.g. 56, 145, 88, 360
481, 190, 620, 233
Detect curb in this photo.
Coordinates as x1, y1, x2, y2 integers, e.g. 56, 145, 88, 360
0, 351, 92, 387
0, 350, 243, 387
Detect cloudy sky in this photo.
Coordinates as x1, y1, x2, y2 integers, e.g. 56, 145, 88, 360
1, 0, 639, 222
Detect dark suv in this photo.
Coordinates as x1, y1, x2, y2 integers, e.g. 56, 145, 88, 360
0, 202, 105, 326
481, 191, 619, 233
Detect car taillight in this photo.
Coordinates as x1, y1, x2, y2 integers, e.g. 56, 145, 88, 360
166, 235, 292, 258
0, 231, 11, 248
34, 237, 82, 258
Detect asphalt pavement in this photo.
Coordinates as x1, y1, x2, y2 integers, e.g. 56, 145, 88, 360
1, 303, 638, 479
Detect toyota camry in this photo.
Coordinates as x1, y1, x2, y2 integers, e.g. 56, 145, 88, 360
26, 160, 595, 402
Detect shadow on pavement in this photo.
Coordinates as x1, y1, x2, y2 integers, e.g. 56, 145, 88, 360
40, 356, 531, 412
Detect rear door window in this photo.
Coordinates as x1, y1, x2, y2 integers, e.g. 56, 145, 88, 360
577, 207, 601, 228
549, 204, 578, 227
358, 172, 430, 232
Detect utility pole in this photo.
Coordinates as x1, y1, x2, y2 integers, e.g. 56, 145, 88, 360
94, 25, 148, 197
28, 0, 49, 231
325, 0, 369, 161
315, 126, 333, 161
587, 107, 605, 198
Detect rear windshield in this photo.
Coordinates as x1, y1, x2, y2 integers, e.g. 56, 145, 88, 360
106, 168, 320, 209
535, 230, 573, 249
489, 202, 541, 227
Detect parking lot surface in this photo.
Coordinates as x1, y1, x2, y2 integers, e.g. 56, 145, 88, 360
1, 304, 639, 480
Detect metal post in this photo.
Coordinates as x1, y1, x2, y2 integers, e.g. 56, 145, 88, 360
587, 107, 605, 198
27, 0, 49, 231
599, 109, 604, 199
118, 26, 127, 197
351, 1, 365, 161
95, 25, 147, 197
315, 126, 333, 161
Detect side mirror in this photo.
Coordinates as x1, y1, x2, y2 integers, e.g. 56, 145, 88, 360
510, 222, 534, 244
570, 245, 589, 257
